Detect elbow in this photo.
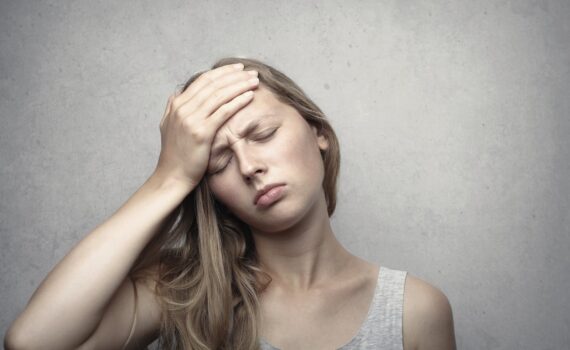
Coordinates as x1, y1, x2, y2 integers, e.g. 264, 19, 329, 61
4, 320, 43, 350
4, 327, 29, 350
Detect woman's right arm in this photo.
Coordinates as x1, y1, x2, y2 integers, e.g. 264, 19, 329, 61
4, 62, 259, 350
4, 173, 194, 350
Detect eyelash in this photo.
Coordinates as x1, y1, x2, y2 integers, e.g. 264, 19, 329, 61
210, 129, 277, 175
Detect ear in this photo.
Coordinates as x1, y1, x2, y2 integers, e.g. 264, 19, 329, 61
311, 124, 329, 152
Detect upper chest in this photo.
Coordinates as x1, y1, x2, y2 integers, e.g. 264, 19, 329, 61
259, 267, 379, 350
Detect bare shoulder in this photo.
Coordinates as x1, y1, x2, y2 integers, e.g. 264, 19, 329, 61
402, 273, 457, 350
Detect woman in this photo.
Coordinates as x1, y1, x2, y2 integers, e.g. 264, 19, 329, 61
5, 57, 456, 349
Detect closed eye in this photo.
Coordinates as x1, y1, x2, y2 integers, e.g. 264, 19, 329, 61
209, 128, 278, 175
253, 128, 277, 141
210, 156, 232, 175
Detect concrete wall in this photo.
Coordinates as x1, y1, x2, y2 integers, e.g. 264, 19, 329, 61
1, 1, 568, 349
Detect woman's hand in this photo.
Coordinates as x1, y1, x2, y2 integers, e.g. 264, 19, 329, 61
154, 63, 260, 189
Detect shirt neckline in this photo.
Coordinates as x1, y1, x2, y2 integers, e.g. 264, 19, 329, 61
260, 265, 383, 350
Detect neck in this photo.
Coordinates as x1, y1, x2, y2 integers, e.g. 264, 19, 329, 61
251, 195, 353, 292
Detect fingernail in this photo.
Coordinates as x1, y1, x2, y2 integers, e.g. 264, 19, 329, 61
233, 63, 244, 70
247, 70, 258, 76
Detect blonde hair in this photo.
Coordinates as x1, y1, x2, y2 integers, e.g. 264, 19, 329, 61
130, 57, 341, 349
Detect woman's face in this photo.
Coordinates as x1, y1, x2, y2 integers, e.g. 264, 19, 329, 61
206, 85, 329, 233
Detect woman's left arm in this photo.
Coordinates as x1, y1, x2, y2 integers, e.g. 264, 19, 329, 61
403, 274, 457, 350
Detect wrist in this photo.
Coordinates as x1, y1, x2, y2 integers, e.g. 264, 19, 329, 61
149, 170, 197, 194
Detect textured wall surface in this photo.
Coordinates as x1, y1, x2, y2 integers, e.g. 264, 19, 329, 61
1, 1, 569, 349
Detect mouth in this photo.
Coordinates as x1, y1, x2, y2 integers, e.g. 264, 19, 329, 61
254, 183, 286, 207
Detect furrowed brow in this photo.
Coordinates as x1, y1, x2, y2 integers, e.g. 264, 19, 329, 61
237, 120, 262, 138
211, 114, 277, 156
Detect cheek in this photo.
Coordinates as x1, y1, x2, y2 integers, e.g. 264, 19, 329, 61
285, 130, 323, 172
207, 178, 237, 207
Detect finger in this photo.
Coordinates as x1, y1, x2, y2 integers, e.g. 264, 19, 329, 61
175, 66, 247, 112
172, 63, 244, 111
192, 73, 259, 121
203, 90, 255, 136
174, 70, 258, 121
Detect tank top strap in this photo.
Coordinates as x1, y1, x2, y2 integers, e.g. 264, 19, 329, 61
339, 266, 407, 350
260, 266, 408, 350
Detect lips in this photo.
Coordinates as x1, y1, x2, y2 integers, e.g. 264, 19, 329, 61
254, 183, 286, 206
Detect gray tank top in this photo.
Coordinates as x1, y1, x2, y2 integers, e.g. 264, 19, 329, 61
259, 266, 408, 350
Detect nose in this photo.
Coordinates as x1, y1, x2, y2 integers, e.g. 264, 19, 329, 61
235, 144, 266, 182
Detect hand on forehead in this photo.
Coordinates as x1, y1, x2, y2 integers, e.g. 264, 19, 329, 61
211, 86, 284, 147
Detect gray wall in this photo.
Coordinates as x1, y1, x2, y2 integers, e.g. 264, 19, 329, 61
1, 1, 568, 349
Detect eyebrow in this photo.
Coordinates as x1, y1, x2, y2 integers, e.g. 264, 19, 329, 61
211, 114, 278, 156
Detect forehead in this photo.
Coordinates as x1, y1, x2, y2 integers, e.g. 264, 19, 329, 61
211, 86, 290, 146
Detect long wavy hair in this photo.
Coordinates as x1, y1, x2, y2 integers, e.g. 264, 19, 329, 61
129, 57, 341, 349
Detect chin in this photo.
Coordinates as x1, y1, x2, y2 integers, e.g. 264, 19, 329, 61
246, 194, 321, 234
250, 214, 302, 233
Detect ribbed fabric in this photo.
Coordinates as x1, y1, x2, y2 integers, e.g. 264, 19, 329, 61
259, 266, 407, 350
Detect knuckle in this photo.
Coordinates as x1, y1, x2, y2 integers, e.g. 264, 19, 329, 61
173, 108, 185, 121
171, 97, 181, 111
200, 74, 215, 86
184, 122, 205, 142
191, 129, 207, 143
210, 78, 223, 89
218, 103, 232, 114
210, 90, 223, 102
